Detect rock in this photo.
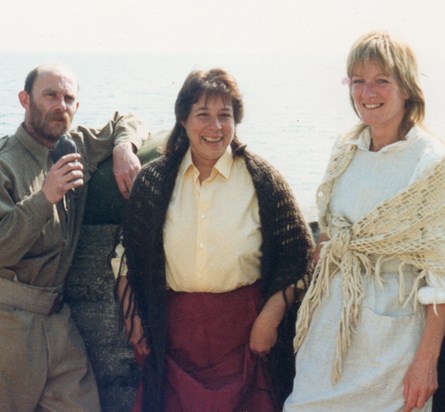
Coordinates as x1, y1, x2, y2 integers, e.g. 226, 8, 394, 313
65, 131, 168, 411
65, 225, 139, 412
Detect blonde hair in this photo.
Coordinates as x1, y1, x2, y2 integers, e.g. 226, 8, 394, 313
346, 31, 425, 137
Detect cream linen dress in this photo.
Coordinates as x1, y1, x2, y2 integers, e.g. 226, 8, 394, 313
284, 127, 445, 412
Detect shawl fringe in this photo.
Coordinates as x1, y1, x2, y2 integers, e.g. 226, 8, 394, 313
295, 127, 445, 383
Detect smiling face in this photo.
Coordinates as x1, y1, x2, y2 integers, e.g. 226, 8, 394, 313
183, 94, 235, 174
351, 60, 408, 137
19, 67, 79, 147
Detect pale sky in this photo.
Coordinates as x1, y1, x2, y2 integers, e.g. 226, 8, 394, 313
2, 0, 445, 59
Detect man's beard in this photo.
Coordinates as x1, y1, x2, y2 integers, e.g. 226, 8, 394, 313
28, 98, 72, 144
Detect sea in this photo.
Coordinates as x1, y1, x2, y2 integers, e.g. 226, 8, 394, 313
1, 51, 444, 221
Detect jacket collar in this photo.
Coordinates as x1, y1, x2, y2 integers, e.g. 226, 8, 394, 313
15, 123, 52, 168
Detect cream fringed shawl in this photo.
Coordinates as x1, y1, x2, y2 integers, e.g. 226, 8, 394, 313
293, 127, 445, 383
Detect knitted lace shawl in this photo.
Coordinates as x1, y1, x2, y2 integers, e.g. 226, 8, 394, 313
293, 127, 445, 383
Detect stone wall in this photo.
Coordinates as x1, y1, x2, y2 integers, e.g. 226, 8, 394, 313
65, 225, 138, 412
63, 131, 167, 411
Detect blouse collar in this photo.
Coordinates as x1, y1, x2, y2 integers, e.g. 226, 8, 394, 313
350, 126, 418, 153
180, 146, 233, 180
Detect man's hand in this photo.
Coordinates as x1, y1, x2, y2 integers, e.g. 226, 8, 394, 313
42, 153, 84, 204
113, 142, 141, 199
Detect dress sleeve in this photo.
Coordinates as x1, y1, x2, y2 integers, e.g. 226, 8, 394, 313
418, 273, 445, 305
409, 135, 445, 183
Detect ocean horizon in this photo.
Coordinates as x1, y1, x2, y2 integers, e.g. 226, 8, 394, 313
1, 51, 444, 221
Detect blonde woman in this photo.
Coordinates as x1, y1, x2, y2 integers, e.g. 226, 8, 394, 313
284, 32, 445, 412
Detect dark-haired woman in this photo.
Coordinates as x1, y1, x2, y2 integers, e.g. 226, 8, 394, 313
117, 68, 314, 411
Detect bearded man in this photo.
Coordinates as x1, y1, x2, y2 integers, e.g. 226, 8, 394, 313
0, 63, 148, 411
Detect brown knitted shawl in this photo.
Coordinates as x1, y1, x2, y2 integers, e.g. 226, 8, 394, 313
122, 147, 314, 411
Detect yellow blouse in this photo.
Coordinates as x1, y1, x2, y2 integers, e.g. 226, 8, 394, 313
163, 147, 262, 292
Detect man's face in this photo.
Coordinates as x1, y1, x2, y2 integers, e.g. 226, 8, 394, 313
22, 68, 79, 147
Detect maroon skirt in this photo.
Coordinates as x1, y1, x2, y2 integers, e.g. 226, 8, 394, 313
132, 282, 279, 412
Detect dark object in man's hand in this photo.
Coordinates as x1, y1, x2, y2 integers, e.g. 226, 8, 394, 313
53, 135, 78, 162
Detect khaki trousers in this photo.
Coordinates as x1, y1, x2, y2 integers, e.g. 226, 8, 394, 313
0, 303, 101, 412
